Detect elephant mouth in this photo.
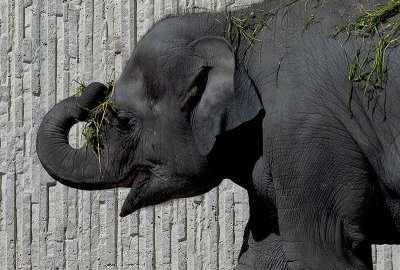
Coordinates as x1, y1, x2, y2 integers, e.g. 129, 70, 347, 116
118, 166, 141, 188
117, 165, 153, 189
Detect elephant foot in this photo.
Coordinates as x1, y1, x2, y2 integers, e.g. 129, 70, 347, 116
236, 230, 289, 270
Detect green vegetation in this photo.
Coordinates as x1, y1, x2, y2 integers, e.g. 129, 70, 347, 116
225, 11, 267, 52
224, 0, 400, 113
74, 80, 87, 98
225, 0, 299, 52
333, 0, 400, 104
74, 80, 116, 161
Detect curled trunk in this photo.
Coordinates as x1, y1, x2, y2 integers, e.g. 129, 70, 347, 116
36, 82, 128, 190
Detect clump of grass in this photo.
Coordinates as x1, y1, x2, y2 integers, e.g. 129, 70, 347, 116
74, 80, 116, 163
74, 80, 87, 97
337, 1, 400, 37
225, 0, 299, 53
333, 0, 400, 105
225, 11, 266, 52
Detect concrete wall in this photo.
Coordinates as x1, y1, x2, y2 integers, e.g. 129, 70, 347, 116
0, 0, 398, 269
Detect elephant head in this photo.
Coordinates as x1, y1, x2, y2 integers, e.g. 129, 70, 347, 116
37, 14, 264, 217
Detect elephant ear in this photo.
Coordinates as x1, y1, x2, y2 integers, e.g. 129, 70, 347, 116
184, 36, 263, 155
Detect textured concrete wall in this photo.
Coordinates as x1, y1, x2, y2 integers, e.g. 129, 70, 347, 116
0, 0, 398, 269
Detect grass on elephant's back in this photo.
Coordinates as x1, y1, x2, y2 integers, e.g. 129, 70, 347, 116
333, 0, 400, 112
224, 0, 300, 53
74, 80, 116, 168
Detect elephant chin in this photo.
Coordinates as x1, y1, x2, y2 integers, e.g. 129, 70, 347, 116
119, 167, 153, 217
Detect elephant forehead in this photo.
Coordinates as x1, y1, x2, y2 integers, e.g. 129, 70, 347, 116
114, 74, 149, 113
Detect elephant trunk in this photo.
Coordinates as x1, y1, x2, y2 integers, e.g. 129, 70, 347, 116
36, 82, 123, 190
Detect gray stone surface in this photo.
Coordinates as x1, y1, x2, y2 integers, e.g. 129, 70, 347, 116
0, 0, 398, 269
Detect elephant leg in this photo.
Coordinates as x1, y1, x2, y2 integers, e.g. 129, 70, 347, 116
236, 228, 289, 270
236, 157, 289, 269
271, 137, 381, 270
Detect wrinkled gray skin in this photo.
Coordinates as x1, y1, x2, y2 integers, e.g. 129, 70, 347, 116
37, 0, 400, 269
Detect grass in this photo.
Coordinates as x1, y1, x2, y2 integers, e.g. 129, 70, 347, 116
74, 80, 116, 165
225, 11, 266, 52
336, 1, 400, 37
74, 80, 87, 98
333, 0, 400, 106
224, 0, 400, 114
225, 0, 299, 53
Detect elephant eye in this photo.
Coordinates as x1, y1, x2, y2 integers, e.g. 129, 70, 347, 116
113, 109, 142, 132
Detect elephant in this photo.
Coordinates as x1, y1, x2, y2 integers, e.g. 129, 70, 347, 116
36, 0, 400, 269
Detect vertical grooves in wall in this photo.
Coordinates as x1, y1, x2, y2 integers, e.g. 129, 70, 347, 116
133, 0, 138, 47
208, 188, 220, 269
80, 191, 92, 269
29, 0, 42, 262
7, 0, 17, 268
38, 1, 49, 268
130, 203, 140, 269
15, 1, 25, 269
0, 175, 3, 266
84, 0, 94, 83
113, 190, 119, 267
28, 1, 41, 266
377, 245, 393, 270
93, 0, 104, 82
392, 246, 400, 269
233, 185, 248, 260
61, 1, 70, 267
62, 1, 70, 100
46, 0, 56, 110
106, 190, 117, 267
6, 170, 16, 270
0, 0, 6, 265
22, 193, 32, 269
98, 194, 106, 268
22, 1, 36, 266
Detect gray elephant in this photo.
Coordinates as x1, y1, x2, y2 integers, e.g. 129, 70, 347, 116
36, 0, 400, 269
